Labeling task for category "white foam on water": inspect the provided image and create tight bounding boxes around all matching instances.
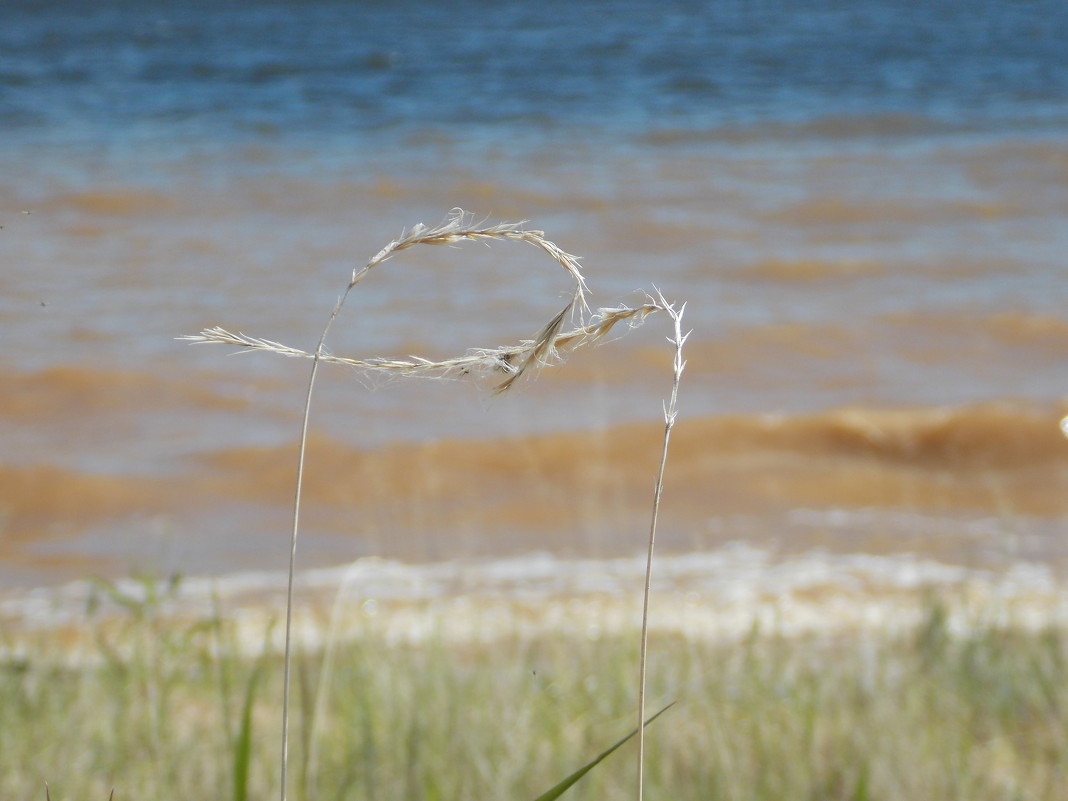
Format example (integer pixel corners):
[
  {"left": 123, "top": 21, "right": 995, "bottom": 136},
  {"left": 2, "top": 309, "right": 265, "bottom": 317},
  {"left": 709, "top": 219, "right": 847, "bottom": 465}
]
[{"left": 3, "top": 544, "right": 1066, "bottom": 658}]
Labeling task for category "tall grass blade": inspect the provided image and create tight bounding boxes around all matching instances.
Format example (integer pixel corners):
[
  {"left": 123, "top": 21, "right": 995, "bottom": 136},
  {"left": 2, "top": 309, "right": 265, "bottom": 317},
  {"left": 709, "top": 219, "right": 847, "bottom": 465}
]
[
  {"left": 233, "top": 654, "right": 265, "bottom": 801},
  {"left": 530, "top": 703, "right": 675, "bottom": 801}
]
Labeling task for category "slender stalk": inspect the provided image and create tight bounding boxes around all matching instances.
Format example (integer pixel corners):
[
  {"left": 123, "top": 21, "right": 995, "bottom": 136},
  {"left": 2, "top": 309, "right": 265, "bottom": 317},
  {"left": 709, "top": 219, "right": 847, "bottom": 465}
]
[
  {"left": 180, "top": 210, "right": 682, "bottom": 801},
  {"left": 280, "top": 285, "right": 352, "bottom": 801},
  {"left": 637, "top": 297, "right": 687, "bottom": 801},
  {"left": 270, "top": 210, "right": 589, "bottom": 801}
]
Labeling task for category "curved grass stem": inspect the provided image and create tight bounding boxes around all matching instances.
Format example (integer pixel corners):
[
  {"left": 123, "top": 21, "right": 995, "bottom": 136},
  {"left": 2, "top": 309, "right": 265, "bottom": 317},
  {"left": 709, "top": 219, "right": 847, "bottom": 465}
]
[{"left": 181, "top": 210, "right": 683, "bottom": 801}]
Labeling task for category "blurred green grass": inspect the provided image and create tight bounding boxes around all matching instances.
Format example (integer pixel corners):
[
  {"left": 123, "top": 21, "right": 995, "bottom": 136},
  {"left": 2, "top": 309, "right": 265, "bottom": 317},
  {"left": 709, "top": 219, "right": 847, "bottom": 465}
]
[{"left": 3, "top": 582, "right": 1066, "bottom": 800}]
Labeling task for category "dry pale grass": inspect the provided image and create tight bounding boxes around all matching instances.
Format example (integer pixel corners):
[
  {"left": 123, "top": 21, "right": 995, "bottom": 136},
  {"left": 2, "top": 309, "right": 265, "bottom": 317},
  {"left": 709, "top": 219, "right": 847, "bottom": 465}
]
[
  {"left": 182, "top": 209, "right": 670, "bottom": 394},
  {"left": 181, "top": 209, "right": 685, "bottom": 801}
]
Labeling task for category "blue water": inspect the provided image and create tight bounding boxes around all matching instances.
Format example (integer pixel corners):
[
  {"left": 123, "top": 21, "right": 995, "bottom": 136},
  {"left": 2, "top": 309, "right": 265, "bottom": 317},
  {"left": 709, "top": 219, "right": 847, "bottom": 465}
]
[
  {"left": 3, "top": 0, "right": 1068, "bottom": 585},
  {"left": 2, "top": 0, "right": 1067, "bottom": 158}
]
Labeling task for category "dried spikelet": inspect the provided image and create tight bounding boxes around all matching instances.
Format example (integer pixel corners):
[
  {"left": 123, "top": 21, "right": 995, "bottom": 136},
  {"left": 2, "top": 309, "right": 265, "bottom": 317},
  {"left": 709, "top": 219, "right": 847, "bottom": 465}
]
[
  {"left": 179, "top": 210, "right": 685, "bottom": 801},
  {"left": 181, "top": 210, "right": 664, "bottom": 393},
  {"left": 182, "top": 301, "right": 666, "bottom": 390},
  {"left": 353, "top": 209, "right": 588, "bottom": 310}
]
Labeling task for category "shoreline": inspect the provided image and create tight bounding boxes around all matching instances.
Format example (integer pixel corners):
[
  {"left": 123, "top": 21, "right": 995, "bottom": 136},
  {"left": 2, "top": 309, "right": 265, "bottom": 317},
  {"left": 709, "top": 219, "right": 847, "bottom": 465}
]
[{"left": 5, "top": 544, "right": 1067, "bottom": 659}]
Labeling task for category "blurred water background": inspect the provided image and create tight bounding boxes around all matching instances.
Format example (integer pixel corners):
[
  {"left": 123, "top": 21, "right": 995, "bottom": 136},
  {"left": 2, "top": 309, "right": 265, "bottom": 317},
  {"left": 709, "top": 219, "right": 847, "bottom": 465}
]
[{"left": 2, "top": 0, "right": 1068, "bottom": 589}]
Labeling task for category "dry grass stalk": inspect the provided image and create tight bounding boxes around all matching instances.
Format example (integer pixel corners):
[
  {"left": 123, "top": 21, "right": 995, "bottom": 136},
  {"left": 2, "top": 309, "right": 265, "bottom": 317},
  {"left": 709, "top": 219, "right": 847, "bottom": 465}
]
[
  {"left": 183, "top": 302, "right": 664, "bottom": 391},
  {"left": 637, "top": 294, "right": 687, "bottom": 801},
  {"left": 181, "top": 209, "right": 679, "bottom": 801}
]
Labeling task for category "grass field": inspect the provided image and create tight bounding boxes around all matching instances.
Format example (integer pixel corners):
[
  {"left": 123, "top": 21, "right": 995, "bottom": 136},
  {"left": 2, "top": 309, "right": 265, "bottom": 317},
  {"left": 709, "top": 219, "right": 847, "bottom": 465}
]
[{"left": 4, "top": 578, "right": 1066, "bottom": 801}]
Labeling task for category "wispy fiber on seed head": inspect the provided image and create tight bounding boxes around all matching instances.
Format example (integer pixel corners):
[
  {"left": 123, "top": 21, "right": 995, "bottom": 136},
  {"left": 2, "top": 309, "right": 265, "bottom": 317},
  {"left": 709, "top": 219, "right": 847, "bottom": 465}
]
[
  {"left": 183, "top": 301, "right": 666, "bottom": 393},
  {"left": 181, "top": 210, "right": 667, "bottom": 394},
  {"left": 179, "top": 210, "right": 685, "bottom": 801}
]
